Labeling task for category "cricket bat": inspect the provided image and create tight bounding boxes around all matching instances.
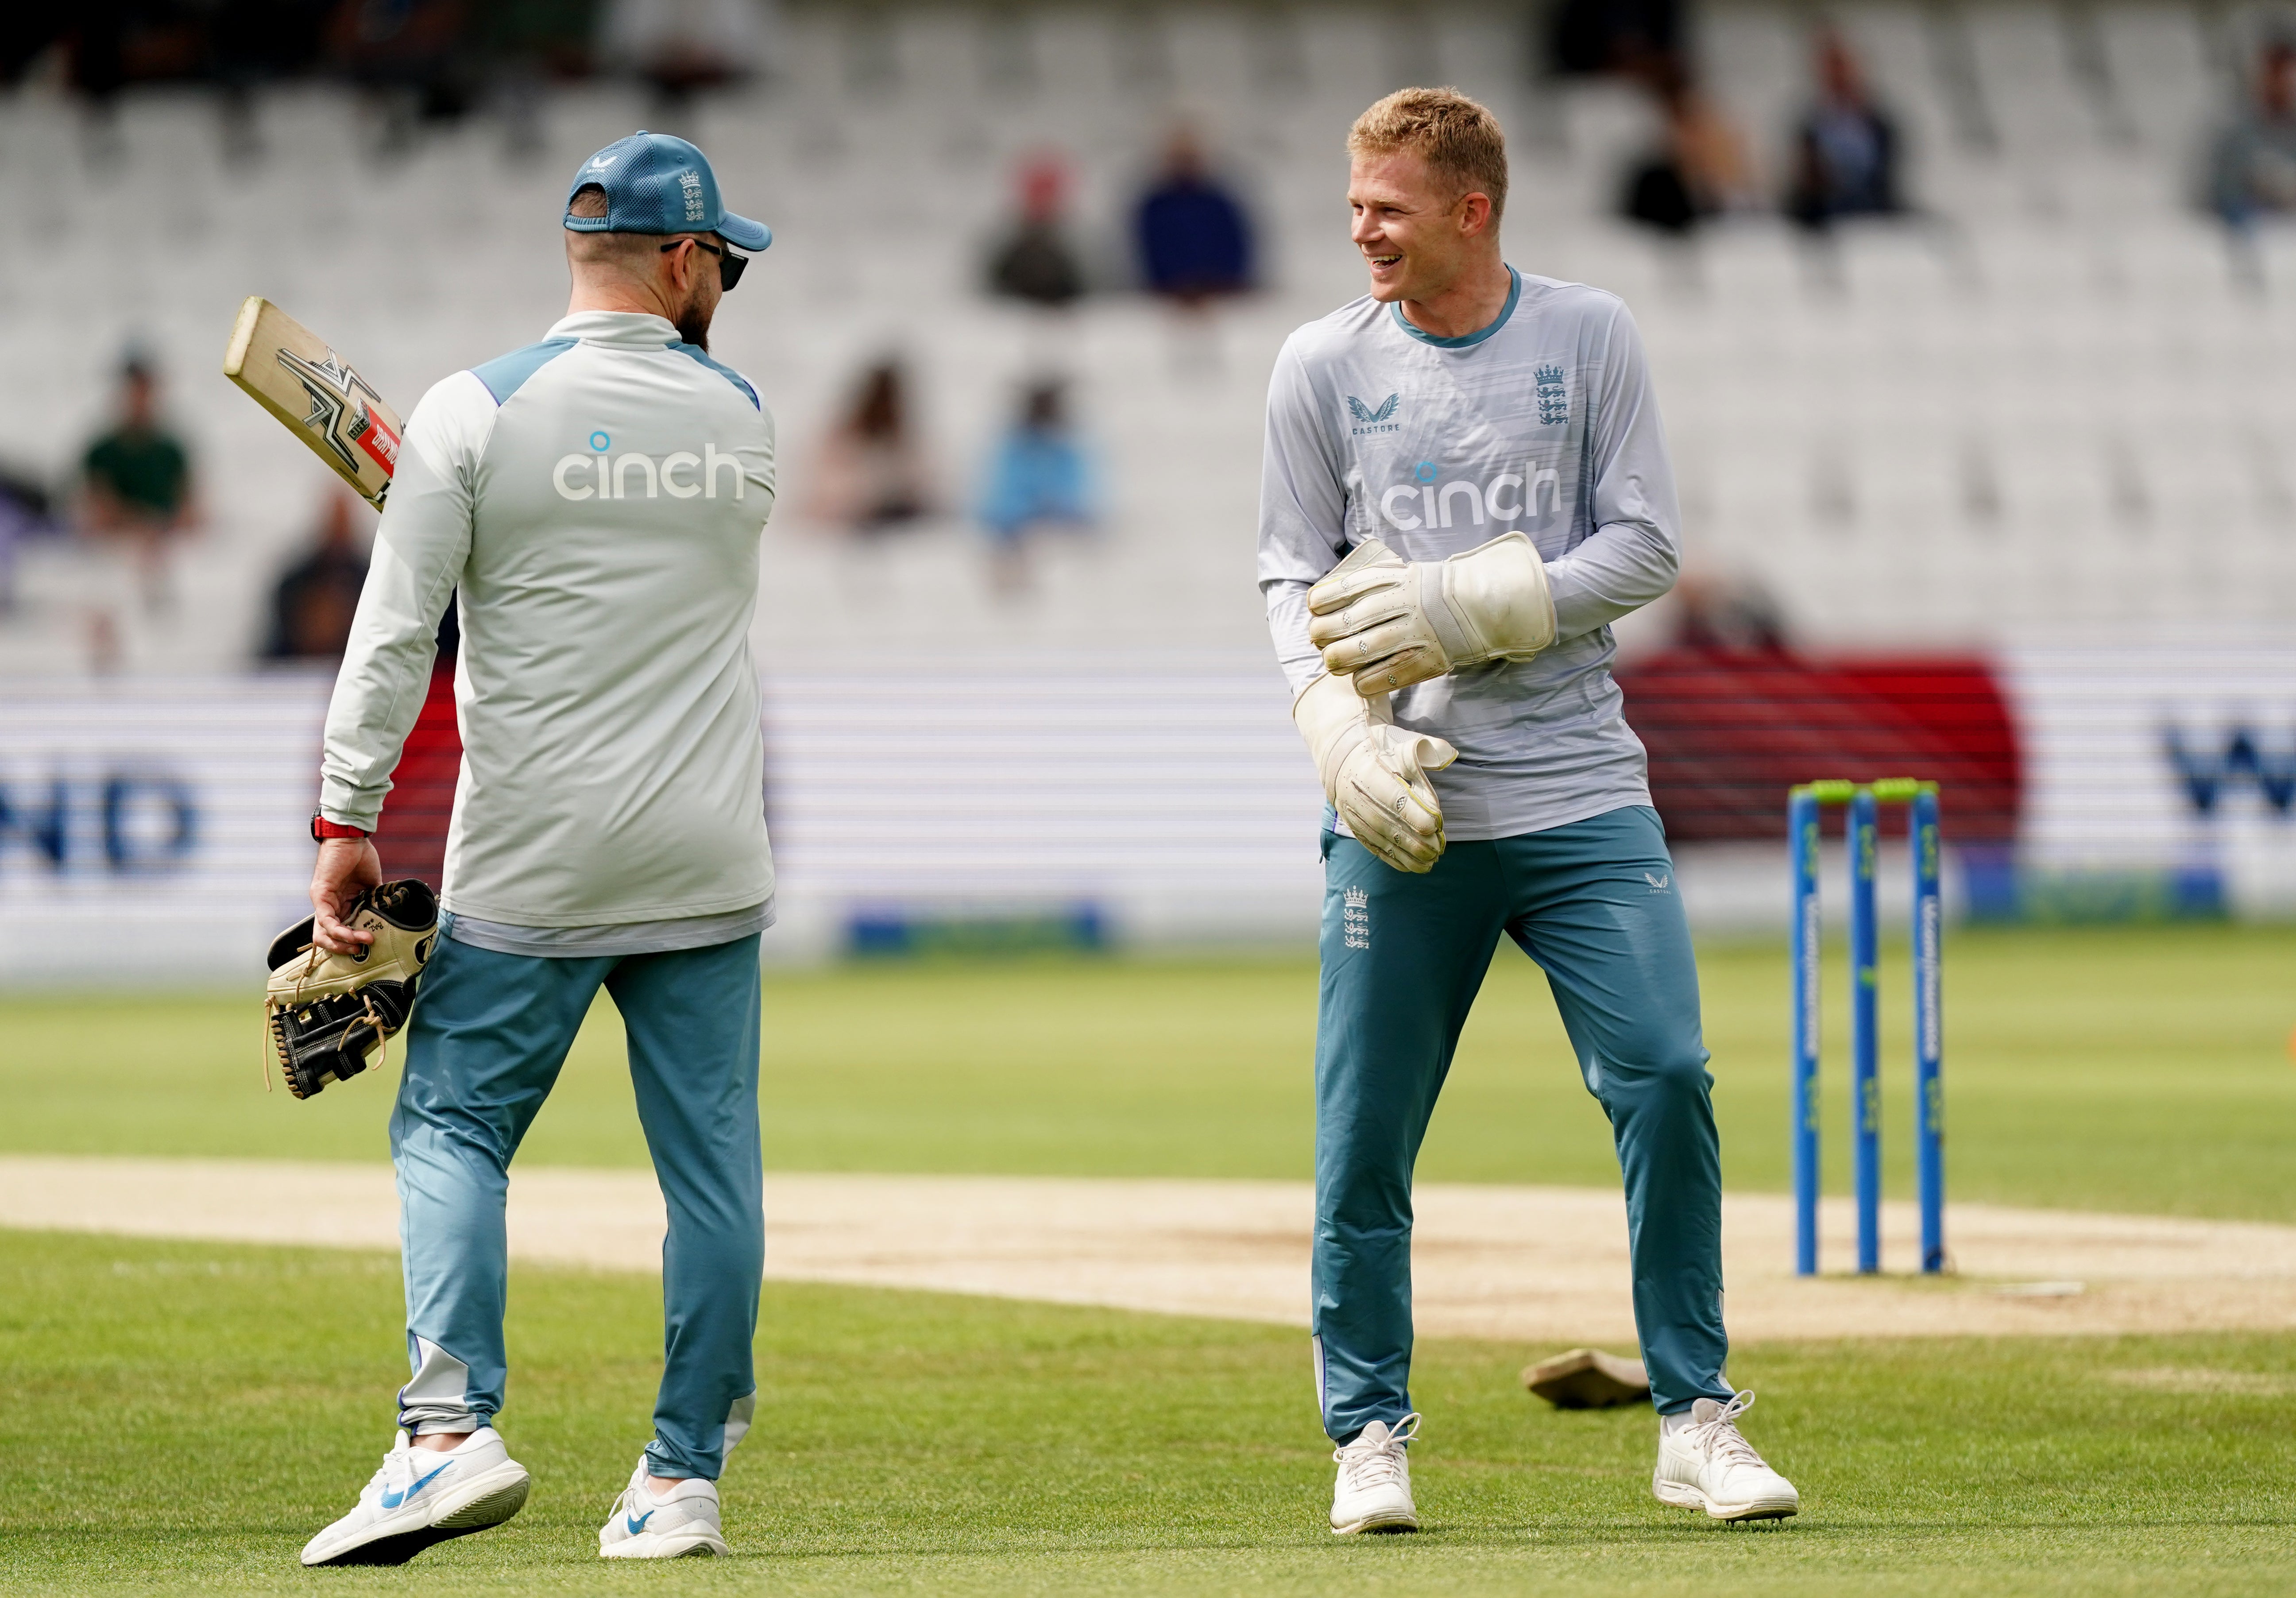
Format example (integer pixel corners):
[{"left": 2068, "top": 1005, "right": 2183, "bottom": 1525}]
[{"left": 222, "top": 296, "right": 403, "bottom": 508}]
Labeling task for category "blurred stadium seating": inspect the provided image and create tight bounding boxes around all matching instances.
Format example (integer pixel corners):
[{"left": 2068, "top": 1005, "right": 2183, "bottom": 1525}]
[
  {"left": 1, "top": 2, "right": 2290, "bottom": 673},
  {"left": 0, "top": 3, "right": 2292, "bottom": 971}
]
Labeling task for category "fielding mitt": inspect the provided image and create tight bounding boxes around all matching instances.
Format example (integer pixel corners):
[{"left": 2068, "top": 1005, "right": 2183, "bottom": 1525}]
[{"left": 263, "top": 878, "right": 438, "bottom": 1099}]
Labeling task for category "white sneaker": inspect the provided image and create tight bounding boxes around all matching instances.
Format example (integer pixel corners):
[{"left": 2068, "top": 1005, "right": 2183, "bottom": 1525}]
[
  {"left": 597, "top": 1457, "right": 731, "bottom": 1559},
  {"left": 1330, "top": 1414, "right": 1420, "bottom": 1535},
  {"left": 300, "top": 1428, "right": 531, "bottom": 1566},
  {"left": 1652, "top": 1392, "right": 1801, "bottom": 1521}
]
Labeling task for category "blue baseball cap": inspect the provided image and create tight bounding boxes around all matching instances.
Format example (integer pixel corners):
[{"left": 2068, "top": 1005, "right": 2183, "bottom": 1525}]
[{"left": 564, "top": 131, "right": 771, "bottom": 252}]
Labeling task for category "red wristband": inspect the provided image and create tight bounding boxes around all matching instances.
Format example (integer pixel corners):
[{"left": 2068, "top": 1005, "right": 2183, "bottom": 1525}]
[{"left": 311, "top": 813, "right": 371, "bottom": 842}]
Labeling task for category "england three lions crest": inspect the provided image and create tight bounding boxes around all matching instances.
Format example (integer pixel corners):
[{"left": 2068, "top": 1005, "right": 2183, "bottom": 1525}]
[{"left": 1535, "top": 364, "right": 1569, "bottom": 428}]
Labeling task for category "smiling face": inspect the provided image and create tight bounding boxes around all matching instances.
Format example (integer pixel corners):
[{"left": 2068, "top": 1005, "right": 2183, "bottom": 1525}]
[{"left": 1347, "top": 148, "right": 1495, "bottom": 306}]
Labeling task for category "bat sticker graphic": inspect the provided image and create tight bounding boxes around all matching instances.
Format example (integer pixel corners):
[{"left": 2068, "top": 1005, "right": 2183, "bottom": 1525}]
[{"left": 274, "top": 347, "right": 402, "bottom": 485}]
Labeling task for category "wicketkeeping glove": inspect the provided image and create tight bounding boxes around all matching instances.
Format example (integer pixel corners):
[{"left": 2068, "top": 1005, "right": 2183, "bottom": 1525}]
[
  {"left": 263, "top": 878, "right": 438, "bottom": 1100},
  {"left": 1307, "top": 532, "right": 1558, "bottom": 696},
  {"left": 1292, "top": 669, "right": 1459, "bottom": 874}
]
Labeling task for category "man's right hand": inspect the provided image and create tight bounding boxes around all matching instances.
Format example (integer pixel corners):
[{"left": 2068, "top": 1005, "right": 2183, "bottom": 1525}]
[
  {"left": 310, "top": 836, "right": 385, "bottom": 954},
  {"left": 1292, "top": 671, "right": 1458, "bottom": 874}
]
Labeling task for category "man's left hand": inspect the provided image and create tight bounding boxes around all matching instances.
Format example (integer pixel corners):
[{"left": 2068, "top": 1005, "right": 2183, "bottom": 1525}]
[{"left": 1308, "top": 532, "right": 1558, "bottom": 696}]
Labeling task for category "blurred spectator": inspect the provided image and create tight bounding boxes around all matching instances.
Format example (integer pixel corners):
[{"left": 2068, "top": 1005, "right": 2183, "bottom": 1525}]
[
  {"left": 1670, "top": 571, "right": 1789, "bottom": 654},
  {"left": 263, "top": 492, "right": 371, "bottom": 660},
  {"left": 2209, "top": 38, "right": 2296, "bottom": 228},
  {"left": 1620, "top": 57, "right": 1756, "bottom": 235},
  {"left": 63, "top": 2, "right": 132, "bottom": 159},
  {"left": 1785, "top": 30, "right": 1902, "bottom": 230},
  {"left": 978, "top": 379, "right": 1096, "bottom": 595},
  {"left": 986, "top": 155, "right": 1087, "bottom": 309},
  {"left": 2, "top": 16, "right": 60, "bottom": 80},
  {"left": 1133, "top": 128, "right": 1256, "bottom": 305},
  {"left": 78, "top": 356, "right": 197, "bottom": 612},
  {"left": 808, "top": 358, "right": 933, "bottom": 538},
  {"left": 210, "top": 0, "right": 332, "bottom": 162},
  {"left": 0, "top": 464, "right": 59, "bottom": 617},
  {"left": 1545, "top": 0, "right": 1681, "bottom": 79},
  {"left": 599, "top": 0, "right": 775, "bottom": 126},
  {"left": 472, "top": 0, "right": 603, "bottom": 157},
  {"left": 327, "top": 0, "right": 476, "bottom": 151}
]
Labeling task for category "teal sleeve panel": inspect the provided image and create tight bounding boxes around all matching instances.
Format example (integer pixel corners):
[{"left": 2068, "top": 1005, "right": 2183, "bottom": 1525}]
[
  {"left": 389, "top": 927, "right": 763, "bottom": 1478},
  {"left": 470, "top": 337, "right": 577, "bottom": 403},
  {"left": 667, "top": 339, "right": 761, "bottom": 409},
  {"left": 1311, "top": 804, "right": 1730, "bottom": 1441}
]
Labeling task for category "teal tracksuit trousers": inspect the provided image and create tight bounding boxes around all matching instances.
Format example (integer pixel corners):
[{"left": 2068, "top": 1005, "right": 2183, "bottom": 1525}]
[
  {"left": 1313, "top": 804, "right": 1732, "bottom": 1441},
  {"left": 389, "top": 924, "right": 764, "bottom": 1479}
]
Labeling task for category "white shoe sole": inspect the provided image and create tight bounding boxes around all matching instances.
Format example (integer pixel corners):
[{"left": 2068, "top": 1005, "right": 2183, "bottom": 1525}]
[
  {"left": 303, "top": 1463, "right": 532, "bottom": 1566},
  {"left": 599, "top": 1528, "right": 731, "bottom": 1559},
  {"left": 1331, "top": 1506, "right": 1419, "bottom": 1535},
  {"left": 1653, "top": 1478, "right": 1799, "bottom": 1522}
]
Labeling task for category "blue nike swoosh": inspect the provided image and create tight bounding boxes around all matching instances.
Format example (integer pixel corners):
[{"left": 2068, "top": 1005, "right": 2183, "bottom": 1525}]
[
  {"left": 626, "top": 1510, "right": 655, "bottom": 1535},
  {"left": 380, "top": 1462, "right": 452, "bottom": 1510}
]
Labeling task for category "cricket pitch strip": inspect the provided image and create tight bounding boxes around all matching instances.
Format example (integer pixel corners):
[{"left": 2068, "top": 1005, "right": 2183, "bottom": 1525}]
[{"left": 4, "top": 1156, "right": 2292, "bottom": 1341}]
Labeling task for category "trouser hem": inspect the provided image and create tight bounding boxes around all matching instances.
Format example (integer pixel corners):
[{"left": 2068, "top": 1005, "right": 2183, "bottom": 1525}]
[
  {"left": 403, "top": 1416, "right": 485, "bottom": 1436},
  {"left": 643, "top": 1441, "right": 721, "bottom": 1482}
]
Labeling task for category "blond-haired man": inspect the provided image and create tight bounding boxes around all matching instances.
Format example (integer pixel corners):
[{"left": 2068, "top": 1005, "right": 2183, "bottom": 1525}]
[{"left": 1260, "top": 88, "right": 1799, "bottom": 1533}]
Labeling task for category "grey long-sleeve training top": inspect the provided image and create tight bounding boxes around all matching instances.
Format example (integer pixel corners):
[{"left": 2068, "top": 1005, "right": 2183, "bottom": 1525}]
[
  {"left": 320, "top": 310, "right": 778, "bottom": 940},
  {"left": 1257, "top": 267, "right": 1683, "bottom": 841}
]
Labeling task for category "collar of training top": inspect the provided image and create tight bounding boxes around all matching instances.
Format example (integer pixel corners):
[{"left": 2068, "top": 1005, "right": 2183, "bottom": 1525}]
[
  {"left": 564, "top": 131, "right": 772, "bottom": 254},
  {"left": 1389, "top": 266, "right": 1523, "bottom": 351},
  {"left": 546, "top": 311, "right": 684, "bottom": 346}
]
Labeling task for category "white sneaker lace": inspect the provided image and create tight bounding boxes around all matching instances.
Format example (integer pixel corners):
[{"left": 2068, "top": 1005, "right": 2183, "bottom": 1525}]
[
  {"left": 1333, "top": 1412, "right": 1421, "bottom": 1491},
  {"left": 1686, "top": 1391, "right": 1768, "bottom": 1471},
  {"left": 362, "top": 1442, "right": 426, "bottom": 1505}
]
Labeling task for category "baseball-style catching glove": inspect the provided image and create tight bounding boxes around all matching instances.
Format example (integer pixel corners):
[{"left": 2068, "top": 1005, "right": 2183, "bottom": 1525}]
[{"left": 263, "top": 878, "right": 439, "bottom": 1100}]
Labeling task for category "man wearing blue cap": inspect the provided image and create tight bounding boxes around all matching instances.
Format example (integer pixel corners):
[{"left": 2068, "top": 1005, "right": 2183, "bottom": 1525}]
[{"left": 300, "top": 132, "right": 779, "bottom": 1566}]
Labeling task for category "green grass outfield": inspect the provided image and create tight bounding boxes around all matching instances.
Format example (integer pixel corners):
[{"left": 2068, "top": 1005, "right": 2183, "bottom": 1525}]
[
  {"left": 5, "top": 925, "right": 2293, "bottom": 1219},
  {"left": 4, "top": 925, "right": 2294, "bottom": 1594},
  {"left": 3, "top": 1229, "right": 2292, "bottom": 1597}
]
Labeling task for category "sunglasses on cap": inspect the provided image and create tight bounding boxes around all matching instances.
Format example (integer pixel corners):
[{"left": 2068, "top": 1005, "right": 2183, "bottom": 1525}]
[{"left": 661, "top": 236, "right": 747, "bottom": 292}]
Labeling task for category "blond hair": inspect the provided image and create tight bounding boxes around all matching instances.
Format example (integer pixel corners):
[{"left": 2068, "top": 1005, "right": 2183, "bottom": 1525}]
[{"left": 1348, "top": 87, "right": 1509, "bottom": 222}]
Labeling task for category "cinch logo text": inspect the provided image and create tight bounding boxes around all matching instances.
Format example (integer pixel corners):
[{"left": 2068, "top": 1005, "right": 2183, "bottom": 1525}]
[
  {"left": 553, "top": 446, "right": 748, "bottom": 501},
  {"left": 1377, "top": 463, "right": 1560, "bottom": 531}
]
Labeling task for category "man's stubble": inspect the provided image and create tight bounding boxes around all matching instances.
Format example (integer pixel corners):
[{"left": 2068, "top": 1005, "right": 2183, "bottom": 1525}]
[{"left": 674, "top": 283, "right": 715, "bottom": 352}]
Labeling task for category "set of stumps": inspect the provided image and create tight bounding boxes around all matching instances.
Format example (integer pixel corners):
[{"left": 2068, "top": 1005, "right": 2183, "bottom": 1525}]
[{"left": 1790, "top": 778, "right": 1945, "bottom": 1277}]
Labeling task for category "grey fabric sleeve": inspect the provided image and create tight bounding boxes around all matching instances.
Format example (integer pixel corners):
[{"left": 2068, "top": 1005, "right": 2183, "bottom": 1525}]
[
  {"left": 1256, "top": 340, "right": 1349, "bottom": 697},
  {"left": 317, "top": 379, "right": 483, "bottom": 829},
  {"left": 1543, "top": 302, "right": 1682, "bottom": 641}
]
